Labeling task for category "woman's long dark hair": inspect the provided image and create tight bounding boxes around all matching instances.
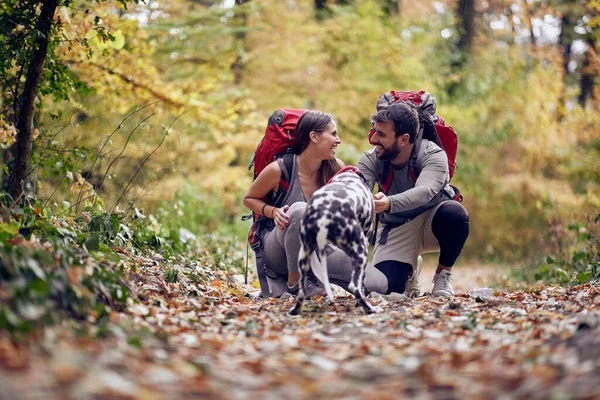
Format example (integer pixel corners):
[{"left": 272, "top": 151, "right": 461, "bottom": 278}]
[{"left": 295, "top": 111, "right": 340, "bottom": 186}]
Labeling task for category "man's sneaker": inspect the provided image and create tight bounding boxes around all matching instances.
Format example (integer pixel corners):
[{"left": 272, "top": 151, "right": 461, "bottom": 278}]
[
  {"left": 403, "top": 255, "right": 422, "bottom": 298},
  {"left": 432, "top": 269, "right": 455, "bottom": 297},
  {"left": 287, "top": 277, "right": 326, "bottom": 299}
]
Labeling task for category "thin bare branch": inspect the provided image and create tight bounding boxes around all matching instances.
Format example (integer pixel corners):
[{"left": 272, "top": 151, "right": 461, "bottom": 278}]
[
  {"left": 124, "top": 162, "right": 175, "bottom": 214},
  {"left": 25, "top": 109, "right": 80, "bottom": 178},
  {"left": 74, "top": 101, "right": 159, "bottom": 212},
  {"left": 111, "top": 113, "right": 183, "bottom": 213},
  {"left": 97, "top": 113, "right": 155, "bottom": 190}
]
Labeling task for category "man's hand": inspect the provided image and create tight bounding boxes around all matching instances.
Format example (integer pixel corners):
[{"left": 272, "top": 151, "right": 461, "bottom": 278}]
[{"left": 373, "top": 192, "right": 390, "bottom": 214}]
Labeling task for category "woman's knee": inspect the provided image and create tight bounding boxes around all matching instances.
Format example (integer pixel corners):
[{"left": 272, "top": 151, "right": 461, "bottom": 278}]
[
  {"left": 279, "top": 202, "right": 308, "bottom": 249},
  {"left": 287, "top": 201, "right": 307, "bottom": 218},
  {"left": 285, "top": 202, "right": 308, "bottom": 231},
  {"left": 364, "top": 265, "right": 389, "bottom": 294}
]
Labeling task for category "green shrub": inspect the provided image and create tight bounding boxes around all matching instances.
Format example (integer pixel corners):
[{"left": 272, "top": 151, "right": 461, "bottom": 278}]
[
  {"left": 0, "top": 235, "right": 129, "bottom": 338},
  {"left": 153, "top": 181, "right": 249, "bottom": 241},
  {"left": 515, "top": 214, "right": 600, "bottom": 285}
]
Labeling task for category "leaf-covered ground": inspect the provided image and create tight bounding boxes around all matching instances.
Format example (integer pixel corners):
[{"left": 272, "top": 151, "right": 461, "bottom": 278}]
[{"left": 1, "top": 255, "right": 599, "bottom": 400}]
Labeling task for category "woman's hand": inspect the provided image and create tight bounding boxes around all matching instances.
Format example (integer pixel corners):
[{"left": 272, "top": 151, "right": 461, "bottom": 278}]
[{"left": 273, "top": 205, "right": 290, "bottom": 230}]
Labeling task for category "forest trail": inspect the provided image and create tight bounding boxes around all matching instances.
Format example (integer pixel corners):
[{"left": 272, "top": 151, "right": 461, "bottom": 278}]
[{"left": 1, "top": 259, "right": 599, "bottom": 400}]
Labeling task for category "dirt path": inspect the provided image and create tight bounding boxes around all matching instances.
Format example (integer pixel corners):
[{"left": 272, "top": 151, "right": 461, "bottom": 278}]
[{"left": 1, "top": 262, "right": 599, "bottom": 400}]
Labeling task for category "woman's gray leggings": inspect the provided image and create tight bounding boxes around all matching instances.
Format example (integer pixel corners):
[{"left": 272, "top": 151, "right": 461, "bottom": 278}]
[{"left": 262, "top": 202, "right": 388, "bottom": 294}]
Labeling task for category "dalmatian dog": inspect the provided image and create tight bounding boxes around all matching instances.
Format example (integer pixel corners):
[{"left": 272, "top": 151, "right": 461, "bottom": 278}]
[{"left": 289, "top": 166, "right": 381, "bottom": 315}]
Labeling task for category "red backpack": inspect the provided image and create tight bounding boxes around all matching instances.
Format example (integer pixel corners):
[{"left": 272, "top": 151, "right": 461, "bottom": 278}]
[
  {"left": 369, "top": 90, "right": 461, "bottom": 201},
  {"left": 244, "top": 109, "right": 307, "bottom": 295},
  {"left": 249, "top": 109, "right": 307, "bottom": 180},
  {"left": 247, "top": 108, "right": 307, "bottom": 219}
]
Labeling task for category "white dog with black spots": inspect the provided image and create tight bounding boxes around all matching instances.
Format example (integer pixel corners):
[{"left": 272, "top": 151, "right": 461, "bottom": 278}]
[{"left": 289, "top": 166, "right": 382, "bottom": 315}]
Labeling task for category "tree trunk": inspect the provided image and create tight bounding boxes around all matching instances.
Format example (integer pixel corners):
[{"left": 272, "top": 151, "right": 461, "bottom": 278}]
[
  {"left": 231, "top": 0, "right": 248, "bottom": 86},
  {"left": 315, "top": 0, "right": 326, "bottom": 10},
  {"left": 456, "top": 0, "right": 475, "bottom": 53},
  {"left": 447, "top": 0, "right": 475, "bottom": 96},
  {"left": 315, "top": 0, "right": 329, "bottom": 20},
  {"left": 578, "top": 38, "right": 598, "bottom": 107},
  {"left": 8, "top": 0, "right": 59, "bottom": 202},
  {"left": 521, "top": 0, "right": 536, "bottom": 45},
  {"left": 557, "top": 13, "right": 573, "bottom": 121},
  {"left": 382, "top": 0, "right": 400, "bottom": 16}
]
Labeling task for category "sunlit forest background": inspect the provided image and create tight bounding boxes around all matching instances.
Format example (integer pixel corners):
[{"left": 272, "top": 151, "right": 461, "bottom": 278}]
[
  {"left": 1, "top": 0, "right": 599, "bottom": 269},
  {"left": 2, "top": 2, "right": 600, "bottom": 394}
]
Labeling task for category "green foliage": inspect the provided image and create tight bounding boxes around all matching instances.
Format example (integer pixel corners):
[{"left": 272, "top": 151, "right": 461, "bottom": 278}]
[
  {"left": 152, "top": 182, "right": 248, "bottom": 241},
  {"left": 0, "top": 192, "right": 248, "bottom": 340},
  {"left": 201, "top": 233, "right": 246, "bottom": 275},
  {"left": 0, "top": 228, "right": 129, "bottom": 338},
  {"left": 514, "top": 214, "right": 600, "bottom": 285},
  {"left": 165, "top": 268, "right": 179, "bottom": 283},
  {"left": 0, "top": 0, "right": 139, "bottom": 115},
  {"left": 1, "top": 0, "right": 599, "bottom": 317},
  {"left": 0, "top": 196, "right": 196, "bottom": 338}
]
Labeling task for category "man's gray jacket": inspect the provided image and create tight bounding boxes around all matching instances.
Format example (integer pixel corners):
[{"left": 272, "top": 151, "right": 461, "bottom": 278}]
[{"left": 357, "top": 139, "right": 454, "bottom": 228}]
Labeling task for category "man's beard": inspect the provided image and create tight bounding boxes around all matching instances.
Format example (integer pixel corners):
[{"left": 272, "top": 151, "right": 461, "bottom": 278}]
[{"left": 376, "top": 140, "right": 400, "bottom": 161}]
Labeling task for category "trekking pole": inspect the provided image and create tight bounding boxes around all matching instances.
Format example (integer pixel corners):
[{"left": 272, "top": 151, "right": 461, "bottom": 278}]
[
  {"left": 245, "top": 239, "right": 249, "bottom": 285},
  {"left": 372, "top": 213, "right": 379, "bottom": 246},
  {"left": 371, "top": 186, "right": 382, "bottom": 246}
]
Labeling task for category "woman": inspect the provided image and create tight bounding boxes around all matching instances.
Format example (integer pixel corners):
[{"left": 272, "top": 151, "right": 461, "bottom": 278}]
[{"left": 243, "top": 110, "right": 387, "bottom": 297}]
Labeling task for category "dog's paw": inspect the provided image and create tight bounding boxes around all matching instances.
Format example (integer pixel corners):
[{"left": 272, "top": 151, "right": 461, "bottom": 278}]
[
  {"left": 289, "top": 304, "right": 302, "bottom": 316},
  {"left": 366, "top": 305, "right": 384, "bottom": 314}
]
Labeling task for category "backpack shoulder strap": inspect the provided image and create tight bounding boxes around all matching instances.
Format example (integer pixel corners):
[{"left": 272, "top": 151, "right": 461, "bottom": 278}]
[
  {"left": 377, "top": 160, "right": 393, "bottom": 193},
  {"left": 409, "top": 125, "right": 424, "bottom": 181},
  {"left": 271, "top": 153, "right": 295, "bottom": 207},
  {"left": 280, "top": 153, "right": 294, "bottom": 188},
  {"left": 409, "top": 151, "right": 420, "bottom": 181}
]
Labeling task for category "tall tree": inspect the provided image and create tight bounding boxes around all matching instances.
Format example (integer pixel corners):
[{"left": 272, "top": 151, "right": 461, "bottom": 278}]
[
  {"left": 7, "top": 0, "right": 59, "bottom": 201},
  {"left": 456, "top": 0, "right": 476, "bottom": 53},
  {"left": 447, "top": 0, "right": 476, "bottom": 96},
  {"left": 543, "top": 0, "right": 590, "bottom": 117},
  {"left": 0, "top": 0, "right": 137, "bottom": 203},
  {"left": 557, "top": 9, "right": 575, "bottom": 120},
  {"left": 315, "top": 0, "right": 327, "bottom": 11},
  {"left": 315, "top": 0, "right": 328, "bottom": 20},
  {"left": 231, "top": 0, "right": 249, "bottom": 86},
  {"left": 521, "top": 0, "right": 536, "bottom": 45},
  {"left": 578, "top": 37, "right": 598, "bottom": 107},
  {"left": 578, "top": 3, "right": 599, "bottom": 107},
  {"left": 381, "top": 0, "right": 400, "bottom": 16}
]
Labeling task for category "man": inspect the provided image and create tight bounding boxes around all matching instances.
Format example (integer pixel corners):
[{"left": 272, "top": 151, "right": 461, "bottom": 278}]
[{"left": 357, "top": 101, "right": 469, "bottom": 297}]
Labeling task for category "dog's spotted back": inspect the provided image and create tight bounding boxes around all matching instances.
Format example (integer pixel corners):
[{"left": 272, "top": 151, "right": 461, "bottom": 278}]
[
  {"left": 289, "top": 169, "right": 379, "bottom": 315},
  {"left": 302, "top": 172, "right": 373, "bottom": 257}
]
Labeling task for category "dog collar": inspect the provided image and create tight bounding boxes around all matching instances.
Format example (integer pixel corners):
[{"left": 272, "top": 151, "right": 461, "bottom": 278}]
[{"left": 327, "top": 166, "right": 364, "bottom": 185}]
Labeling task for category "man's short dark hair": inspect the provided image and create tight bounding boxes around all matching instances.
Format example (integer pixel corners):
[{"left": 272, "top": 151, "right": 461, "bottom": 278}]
[{"left": 372, "top": 102, "right": 420, "bottom": 143}]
